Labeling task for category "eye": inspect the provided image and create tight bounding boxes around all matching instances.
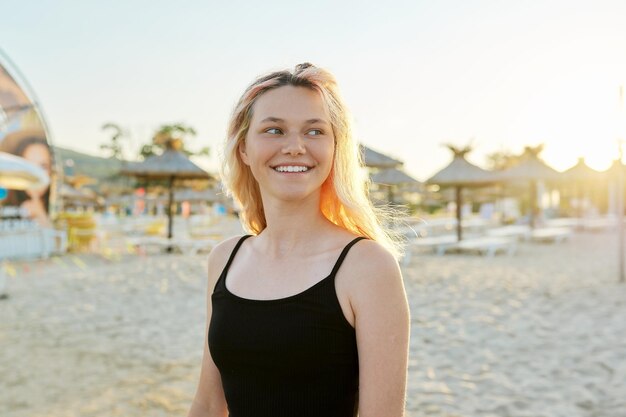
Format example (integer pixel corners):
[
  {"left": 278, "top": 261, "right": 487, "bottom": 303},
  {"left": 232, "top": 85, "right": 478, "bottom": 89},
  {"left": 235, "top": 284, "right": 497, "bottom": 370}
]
[
  {"left": 307, "top": 129, "right": 324, "bottom": 136},
  {"left": 264, "top": 127, "right": 283, "bottom": 135}
]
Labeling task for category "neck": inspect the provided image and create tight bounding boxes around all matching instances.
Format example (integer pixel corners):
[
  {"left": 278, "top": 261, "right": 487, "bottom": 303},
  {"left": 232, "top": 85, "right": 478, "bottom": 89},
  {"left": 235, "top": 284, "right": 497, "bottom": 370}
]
[{"left": 256, "top": 193, "right": 334, "bottom": 258}]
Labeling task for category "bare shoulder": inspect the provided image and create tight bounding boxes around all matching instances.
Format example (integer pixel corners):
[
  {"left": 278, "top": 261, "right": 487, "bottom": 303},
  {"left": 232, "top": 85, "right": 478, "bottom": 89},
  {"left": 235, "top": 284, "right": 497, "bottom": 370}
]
[
  {"left": 206, "top": 235, "right": 249, "bottom": 286},
  {"left": 344, "top": 239, "right": 401, "bottom": 283},
  {"left": 339, "top": 239, "right": 405, "bottom": 309}
]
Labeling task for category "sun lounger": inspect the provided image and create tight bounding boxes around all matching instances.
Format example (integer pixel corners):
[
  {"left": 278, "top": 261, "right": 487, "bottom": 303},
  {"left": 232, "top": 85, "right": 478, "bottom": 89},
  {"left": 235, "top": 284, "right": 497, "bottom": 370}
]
[
  {"left": 545, "top": 218, "right": 581, "bottom": 229},
  {"left": 485, "top": 225, "right": 531, "bottom": 240},
  {"left": 581, "top": 217, "right": 617, "bottom": 232},
  {"left": 402, "top": 234, "right": 459, "bottom": 265},
  {"left": 530, "top": 227, "right": 573, "bottom": 243},
  {"left": 413, "top": 234, "right": 459, "bottom": 255},
  {"left": 447, "top": 236, "right": 517, "bottom": 257}
]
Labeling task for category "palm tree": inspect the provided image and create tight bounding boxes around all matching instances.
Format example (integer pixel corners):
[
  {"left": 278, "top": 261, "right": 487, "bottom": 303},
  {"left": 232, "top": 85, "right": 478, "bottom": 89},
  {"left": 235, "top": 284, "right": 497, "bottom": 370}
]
[
  {"left": 140, "top": 123, "right": 209, "bottom": 159},
  {"left": 100, "top": 122, "right": 126, "bottom": 160}
]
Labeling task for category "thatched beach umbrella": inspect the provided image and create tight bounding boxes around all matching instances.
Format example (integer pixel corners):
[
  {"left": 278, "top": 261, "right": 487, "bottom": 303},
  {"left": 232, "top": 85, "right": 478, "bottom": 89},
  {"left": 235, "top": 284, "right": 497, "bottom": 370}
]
[
  {"left": 371, "top": 167, "right": 418, "bottom": 185},
  {"left": 360, "top": 145, "right": 403, "bottom": 169},
  {"left": 121, "top": 144, "right": 211, "bottom": 241},
  {"left": 427, "top": 145, "right": 497, "bottom": 241},
  {"left": 371, "top": 168, "right": 420, "bottom": 203},
  {"left": 563, "top": 157, "right": 603, "bottom": 217},
  {"left": 495, "top": 146, "right": 561, "bottom": 228},
  {"left": 564, "top": 157, "right": 602, "bottom": 182}
]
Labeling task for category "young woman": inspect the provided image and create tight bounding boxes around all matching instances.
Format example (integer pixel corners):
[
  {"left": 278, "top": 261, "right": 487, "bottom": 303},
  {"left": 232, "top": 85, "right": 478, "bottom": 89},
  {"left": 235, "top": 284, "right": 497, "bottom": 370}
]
[{"left": 188, "top": 63, "right": 410, "bottom": 417}]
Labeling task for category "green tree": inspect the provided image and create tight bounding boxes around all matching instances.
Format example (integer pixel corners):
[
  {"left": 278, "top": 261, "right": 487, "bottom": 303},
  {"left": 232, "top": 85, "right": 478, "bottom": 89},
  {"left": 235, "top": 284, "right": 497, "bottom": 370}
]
[
  {"left": 139, "top": 123, "right": 210, "bottom": 159},
  {"left": 100, "top": 122, "right": 126, "bottom": 160}
]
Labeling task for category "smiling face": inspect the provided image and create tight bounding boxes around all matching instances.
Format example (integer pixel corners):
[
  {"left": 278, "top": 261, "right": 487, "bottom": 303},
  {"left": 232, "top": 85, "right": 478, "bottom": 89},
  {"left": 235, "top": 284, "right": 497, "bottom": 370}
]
[{"left": 239, "top": 85, "right": 335, "bottom": 204}]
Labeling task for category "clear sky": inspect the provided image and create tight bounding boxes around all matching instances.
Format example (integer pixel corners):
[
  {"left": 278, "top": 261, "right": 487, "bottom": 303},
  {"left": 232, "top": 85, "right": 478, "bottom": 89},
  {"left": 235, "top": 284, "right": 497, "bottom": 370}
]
[{"left": 2, "top": 0, "right": 626, "bottom": 181}]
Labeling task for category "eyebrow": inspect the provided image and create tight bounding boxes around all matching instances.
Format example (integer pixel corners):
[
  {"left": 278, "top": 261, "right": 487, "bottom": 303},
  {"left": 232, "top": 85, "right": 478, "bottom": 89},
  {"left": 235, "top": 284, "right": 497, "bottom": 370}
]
[{"left": 259, "top": 117, "right": 330, "bottom": 125}]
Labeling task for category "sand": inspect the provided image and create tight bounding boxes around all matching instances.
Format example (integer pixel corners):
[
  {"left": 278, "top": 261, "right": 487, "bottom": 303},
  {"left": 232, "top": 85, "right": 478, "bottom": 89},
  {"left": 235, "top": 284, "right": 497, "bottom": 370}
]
[
  {"left": 1, "top": 223, "right": 625, "bottom": 417},
  {"left": 403, "top": 231, "right": 626, "bottom": 417}
]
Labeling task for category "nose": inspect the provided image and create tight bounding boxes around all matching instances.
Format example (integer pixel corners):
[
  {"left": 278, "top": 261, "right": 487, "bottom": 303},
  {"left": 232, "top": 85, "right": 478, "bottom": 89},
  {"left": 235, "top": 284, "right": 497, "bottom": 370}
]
[{"left": 281, "top": 133, "right": 306, "bottom": 155}]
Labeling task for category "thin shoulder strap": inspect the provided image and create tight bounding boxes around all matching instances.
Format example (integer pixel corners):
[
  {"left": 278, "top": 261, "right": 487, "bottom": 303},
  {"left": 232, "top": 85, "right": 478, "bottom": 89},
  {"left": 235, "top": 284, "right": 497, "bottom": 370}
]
[
  {"left": 222, "top": 234, "right": 253, "bottom": 275},
  {"left": 213, "top": 235, "right": 252, "bottom": 293},
  {"left": 329, "top": 236, "right": 367, "bottom": 278}
]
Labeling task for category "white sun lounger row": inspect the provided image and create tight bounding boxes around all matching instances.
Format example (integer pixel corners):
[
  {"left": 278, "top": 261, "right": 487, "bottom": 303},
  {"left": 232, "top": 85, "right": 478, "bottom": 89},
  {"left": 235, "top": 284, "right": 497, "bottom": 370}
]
[
  {"left": 451, "top": 236, "right": 518, "bottom": 257},
  {"left": 402, "top": 234, "right": 517, "bottom": 265},
  {"left": 402, "top": 225, "right": 575, "bottom": 265},
  {"left": 485, "top": 225, "right": 574, "bottom": 243},
  {"left": 545, "top": 217, "right": 619, "bottom": 232},
  {"left": 529, "top": 227, "right": 573, "bottom": 243}
]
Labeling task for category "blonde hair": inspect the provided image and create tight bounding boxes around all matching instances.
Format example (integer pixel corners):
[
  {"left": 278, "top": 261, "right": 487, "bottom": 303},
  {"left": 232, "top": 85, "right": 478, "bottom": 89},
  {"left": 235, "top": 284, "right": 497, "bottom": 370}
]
[{"left": 220, "top": 63, "right": 403, "bottom": 259}]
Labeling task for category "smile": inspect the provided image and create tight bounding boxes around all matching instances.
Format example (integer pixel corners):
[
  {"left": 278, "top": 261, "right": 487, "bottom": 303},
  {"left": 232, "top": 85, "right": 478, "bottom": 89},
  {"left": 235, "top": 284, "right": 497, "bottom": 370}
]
[{"left": 273, "top": 165, "right": 311, "bottom": 173}]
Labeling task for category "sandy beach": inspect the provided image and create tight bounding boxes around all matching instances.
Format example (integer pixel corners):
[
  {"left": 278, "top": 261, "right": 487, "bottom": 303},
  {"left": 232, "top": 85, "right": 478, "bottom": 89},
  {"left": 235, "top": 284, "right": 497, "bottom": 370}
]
[{"left": 1, "top": 222, "right": 625, "bottom": 417}]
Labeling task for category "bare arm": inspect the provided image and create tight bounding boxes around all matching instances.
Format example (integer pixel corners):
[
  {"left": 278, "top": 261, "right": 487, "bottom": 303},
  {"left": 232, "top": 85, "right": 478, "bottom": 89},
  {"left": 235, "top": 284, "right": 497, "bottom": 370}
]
[
  {"left": 188, "top": 238, "right": 241, "bottom": 417},
  {"left": 349, "top": 242, "right": 411, "bottom": 417}
]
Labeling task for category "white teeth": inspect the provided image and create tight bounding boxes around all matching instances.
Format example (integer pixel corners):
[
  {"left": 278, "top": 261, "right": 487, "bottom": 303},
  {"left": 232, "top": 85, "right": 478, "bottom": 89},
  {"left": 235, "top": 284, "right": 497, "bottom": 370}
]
[{"left": 274, "top": 165, "right": 309, "bottom": 173}]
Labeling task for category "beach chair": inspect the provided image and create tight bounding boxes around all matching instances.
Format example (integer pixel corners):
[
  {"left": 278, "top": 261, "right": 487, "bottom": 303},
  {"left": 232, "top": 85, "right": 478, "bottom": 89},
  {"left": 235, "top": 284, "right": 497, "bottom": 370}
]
[
  {"left": 530, "top": 227, "right": 573, "bottom": 243},
  {"left": 485, "top": 225, "right": 531, "bottom": 241},
  {"left": 582, "top": 216, "right": 617, "bottom": 232},
  {"left": 545, "top": 218, "right": 581, "bottom": 229},
  {"left": 402, "top": 234, "right": 459, "bottom": 265},
  {"left": 448, "top": 236, "right": 517, "bottom": 257}
]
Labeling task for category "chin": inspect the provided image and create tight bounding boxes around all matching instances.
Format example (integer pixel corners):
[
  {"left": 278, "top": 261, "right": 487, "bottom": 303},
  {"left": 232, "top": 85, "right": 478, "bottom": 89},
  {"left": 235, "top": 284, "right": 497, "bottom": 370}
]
[{"left": 266, "top": 186, "right": 321, "bottom": 203}]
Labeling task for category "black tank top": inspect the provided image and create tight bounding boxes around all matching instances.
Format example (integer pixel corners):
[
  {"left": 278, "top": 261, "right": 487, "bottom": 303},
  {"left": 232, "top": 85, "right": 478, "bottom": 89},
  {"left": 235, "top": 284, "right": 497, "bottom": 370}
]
[{"left": 209, "top": 235, "right": 366, "bottom": 417}]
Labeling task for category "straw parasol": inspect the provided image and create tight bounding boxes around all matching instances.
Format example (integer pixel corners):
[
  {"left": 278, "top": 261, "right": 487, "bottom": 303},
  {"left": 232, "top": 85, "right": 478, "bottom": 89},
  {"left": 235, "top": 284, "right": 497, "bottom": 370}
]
[
  {"left": 360, "top": 145, "right": 403, "bottom": 169},
  {"left": 564, "top": 157, "right": 602, "bottom": 182},
  {"left": 495, "top": 145, "right": 561, "bottom": 228},
  {"left": 496, "top": 147, "right": 561, "bottom": 183},
  {"left": 371, "top": 168, "right": 420, "bottom": 203},
  {"left": 563, "top": 157, "right": 604, "bottom": 217},
  {"left": 371, "top": 168, "right": 418, "bottom": 185},
  {"left": 120, "top": 143, "right": 212, "bottom": 241},
  {"left": 427, "top": 145, "right": 497, "bottom": 241}
]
